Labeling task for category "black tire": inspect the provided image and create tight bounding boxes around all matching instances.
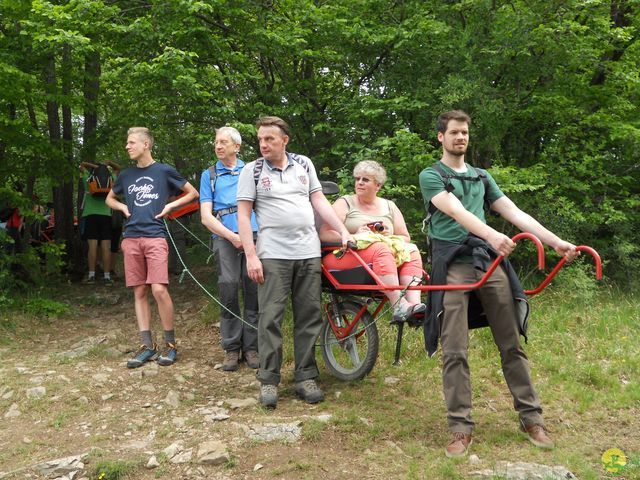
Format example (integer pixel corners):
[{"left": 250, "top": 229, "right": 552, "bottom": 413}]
[{"left": 321, "top": 300, "right": 379, "bottom": 381}]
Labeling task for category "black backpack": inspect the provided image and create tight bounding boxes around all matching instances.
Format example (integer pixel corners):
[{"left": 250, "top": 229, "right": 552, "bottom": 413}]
[{"left": 87, "top": 164, "right": 113, "bottom": 197}]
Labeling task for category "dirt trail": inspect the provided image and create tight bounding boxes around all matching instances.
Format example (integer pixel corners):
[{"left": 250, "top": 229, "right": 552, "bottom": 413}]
[{"left": 0, "top": 274, "right": 372, "bottom": 480}]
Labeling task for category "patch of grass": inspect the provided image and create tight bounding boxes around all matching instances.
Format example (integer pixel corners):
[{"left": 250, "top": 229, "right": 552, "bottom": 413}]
[
  {"left": 23, "top": 297, "right": 70, "bottom": 318},
  {"left": 224, "top": 456, "right": 238, "bottom": 469},
  {"left": 51, "top": 412, "right": 69, "bottom": 430},
  {"left": 91, "top": 459, "right": 138, "bottom": 480},
  {"left": 313, "top": 288, "right": 640, "bottom": 479},
  {"left": 271, "top": 459, "right": 312, "bottom": 475},
  {"left": 301, "top": 418, "right": 327, "bottom": 443}
]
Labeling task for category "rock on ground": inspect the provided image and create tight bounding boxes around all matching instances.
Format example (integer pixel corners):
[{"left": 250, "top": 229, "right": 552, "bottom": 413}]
[
  {"left": 470, "top": 461, "right": 577, "bottom": 480},
  {"left": 196, "top": 440, "right": 230, "bottom": 465}
]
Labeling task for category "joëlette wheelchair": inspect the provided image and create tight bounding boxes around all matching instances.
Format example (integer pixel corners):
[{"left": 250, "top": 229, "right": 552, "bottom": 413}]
[{"left": 317, "top": 181, "right": 603, "bottom": 381}]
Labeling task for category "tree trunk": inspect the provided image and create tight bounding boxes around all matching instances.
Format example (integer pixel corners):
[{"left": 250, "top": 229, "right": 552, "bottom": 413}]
[
  {"left": 79, "top": 51, "right": 101, "bottom": 218},
  {"left": 61, "top": 44, "right": 81, "bottom": 272},
  {"left": 44, "top": 53, "right": 63, "bottom": 241}
]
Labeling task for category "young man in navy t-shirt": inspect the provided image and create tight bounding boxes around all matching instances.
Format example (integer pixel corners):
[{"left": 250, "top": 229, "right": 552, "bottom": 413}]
[{"left": 106, "top": 127, "right": 198, "bottom": 368}]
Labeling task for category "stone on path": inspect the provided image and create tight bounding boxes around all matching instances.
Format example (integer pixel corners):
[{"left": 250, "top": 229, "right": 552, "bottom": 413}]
[
  {"left": 122, "top": 430, "right": 156, "bottom": 450},
  {"left": 143, "top": 363, "right": 159, "bottom": 377},
  {"left": 163, "top": 441, "right": 184, "bottom": 460},
  {"left": 92, "top": 373, "right": 109, "bottom": 383},
  {"left": 225, "top": 397, "right": 257, "bottom": 409},
  {"left": 196, "top": 440, "right": 229, "bottom": 465},
  {"left": 60, "top": 336, "right": 107, "bottom": 359},
  {"left": 26, "top": 386, "right": 46, "bottom": 399},
  {"left": 169, "top": 449, "right": 192, "bottom": 464},
  {"left": 34, "top": 453, "right": 88, "bottom": 478},
  {"left": 146, "top": 456, "right": 160, "bottom": 469},
  {"left": 241, "top": 421, "right": 302, "bottom": 442},
  {"left": 164, "top": 390, "right": 180, "bottom": 408},
  {"left": 4, "top": 403, "right": 21, "bottom": 418},
  {"left": 470, "top": 461, "right": 577, "bottom": 480},
  {"left": 198, "top": 406, "right": 230, "bottom": 422}
]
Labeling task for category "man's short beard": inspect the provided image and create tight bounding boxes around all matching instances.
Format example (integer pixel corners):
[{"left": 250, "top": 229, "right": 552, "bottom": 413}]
[{"left": 444, "top": 145, "right": 467, "bottom": 157}]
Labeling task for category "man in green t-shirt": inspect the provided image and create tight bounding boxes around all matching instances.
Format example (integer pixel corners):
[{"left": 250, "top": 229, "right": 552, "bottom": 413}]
[
  {"left": 419, "top": 110, "right": 578, "bottom": 458},
  {"left": 80, "top": 161, "right": 120, "bottom": 284}
]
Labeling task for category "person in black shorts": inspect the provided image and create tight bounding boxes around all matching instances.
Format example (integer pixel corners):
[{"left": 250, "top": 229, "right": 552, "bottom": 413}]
[{"left": 80, "top": 161, "right": 120, "bottom": 285}]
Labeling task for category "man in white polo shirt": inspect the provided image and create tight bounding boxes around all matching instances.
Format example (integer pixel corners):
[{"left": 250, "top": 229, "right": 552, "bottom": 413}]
[{"left": 237, "top": 116, "right": 352, "bottom": 409}]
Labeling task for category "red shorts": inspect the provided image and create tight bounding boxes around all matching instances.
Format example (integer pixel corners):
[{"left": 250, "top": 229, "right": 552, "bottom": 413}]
[
  {"left": 323, "top": 242, "right": 423, "bottom": 278},
  {"left": 121, "top": 237, "right": 169, "bottom": 287}
]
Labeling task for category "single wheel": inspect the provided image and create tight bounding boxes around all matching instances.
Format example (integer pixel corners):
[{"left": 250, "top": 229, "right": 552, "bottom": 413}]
[{"left": 321, "top": 300, "right": 379, "bottom": 381}]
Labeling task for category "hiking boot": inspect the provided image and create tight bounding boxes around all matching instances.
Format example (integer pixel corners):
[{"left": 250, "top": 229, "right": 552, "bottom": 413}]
[
  {"left": 521, "top": 422, "right": 554, "bottom": 449},
  {"left": 83, "top": 275, "right": 96, "bottom": 285},
  {"left": 259, "top": 384, "right": 278, "bottom": 409},
  {"left": 222, "top": 350, "right": 239, "bottom": 371},
  {"left": 157, "top": 342, "right": 177, "bottom": 366},
  {"left": 244, "top": 350, "right": 260, "bottom": 369},
  {"left": 126, "top": 344, "right": 158, "bottom": 368},
  {"left": 295, "top": 379, "right": 325, "bottom": 404},
  {"left": 103, "top": 277, "right": 114, "bottom": 286},
  {"left": 445, "top": 432, "right": 473, "bottom": 458}
]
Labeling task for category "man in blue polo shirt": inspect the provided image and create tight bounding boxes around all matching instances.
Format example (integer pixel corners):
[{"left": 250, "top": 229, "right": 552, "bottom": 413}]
[{"left": 200, "top": 126, "right": 259, "bottom": 372}]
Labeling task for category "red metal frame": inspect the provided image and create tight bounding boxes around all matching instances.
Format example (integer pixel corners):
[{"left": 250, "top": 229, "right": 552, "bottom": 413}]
[
  {"left": 322, "top": 232, "right": 601, "bottom": 295},
  {"left": 321, "top": 233, "right": 602, "bottom": 341}
]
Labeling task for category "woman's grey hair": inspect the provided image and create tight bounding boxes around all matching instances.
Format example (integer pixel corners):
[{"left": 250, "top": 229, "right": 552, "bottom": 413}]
[
  {"left": 353, "top": 160, "right": 387, "bottom": 186},
  {"left": 216, "top": 126, "right": 242, "bottom": 146}
]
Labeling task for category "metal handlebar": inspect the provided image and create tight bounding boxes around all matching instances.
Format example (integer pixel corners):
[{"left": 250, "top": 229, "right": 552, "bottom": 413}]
[{"left": 524, "top": 245, "right": 602, "bottom": 295}]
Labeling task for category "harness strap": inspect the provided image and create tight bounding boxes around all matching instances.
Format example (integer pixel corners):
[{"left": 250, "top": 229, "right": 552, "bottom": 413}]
[
  {"left": 253, "top": 153, "right": 311, "bottom": 186},
  {"left": 214, "top": 206, "right": 238, "bottom": 219}
]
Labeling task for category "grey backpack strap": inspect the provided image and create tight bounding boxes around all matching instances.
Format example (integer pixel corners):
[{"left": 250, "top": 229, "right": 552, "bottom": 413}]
[
  {"left": 208, "top": 166, "right": 217, "bottom": 196},
  {"left": 253, "top": 158, "right": 264, "bottom": 186},
  {"left": 288, "top": 152, "right": 310, "bottom": 173}
]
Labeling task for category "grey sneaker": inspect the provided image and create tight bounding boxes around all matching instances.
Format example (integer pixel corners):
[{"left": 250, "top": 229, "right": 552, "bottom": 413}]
[
  {"left": 259, "top": 384, "right": 278, "bottom": 409},
  {"left": 222, "top": 350, "right": 239, "bottom": 371},
  {"left": 83, "top": 275, "right": 96, "bottom": 284},
  {"left": 244, "top": 350, "right": 260, "bottom": 369},
  {"left": 295, "top": 379, "right": 325, "bottom": 404},
  {"left": 103, "top": 277, "right": 114, "bottom": 286}
]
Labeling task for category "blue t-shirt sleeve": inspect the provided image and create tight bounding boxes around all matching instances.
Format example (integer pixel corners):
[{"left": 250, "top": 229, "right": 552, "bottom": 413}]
[
  {"left": 166, "top": 165, "right": 187, "bottom": 194},
  {"left": 199, "top": 169, "right": 213, "bottom": 203},
  {"left": 112, "top": 172, "right": 124, "bottom": 195}
]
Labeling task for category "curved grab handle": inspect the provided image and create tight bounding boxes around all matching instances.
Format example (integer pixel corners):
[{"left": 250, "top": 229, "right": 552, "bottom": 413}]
[
  {"left": 511, "top": 232, "right": 545, "bottom": 270},
  {"left": 525, "top": 245, "right": 603, "bottom": 296}
]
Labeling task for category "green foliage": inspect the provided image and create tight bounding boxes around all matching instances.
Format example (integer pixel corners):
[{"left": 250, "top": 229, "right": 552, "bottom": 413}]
[
  {"left": 23, "top": 295, "right": 70, "bottom": 318},
  {"left": 1, "top": 0, "right": 639, "bottom": 284}
]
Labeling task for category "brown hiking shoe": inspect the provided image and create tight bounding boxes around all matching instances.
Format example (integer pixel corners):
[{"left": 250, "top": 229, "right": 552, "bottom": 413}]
[
  {"left": 222, "top": 350, "right": 239, "bottom": 371},
  {"left": 445, "top": 432, "right": 472, "bottom": 458},
  {"left": 521, "top": 423, "right": 554, "bottom": 449},
  {"left": 244, "top": 350, "right": 260, "bottom": 369}
]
